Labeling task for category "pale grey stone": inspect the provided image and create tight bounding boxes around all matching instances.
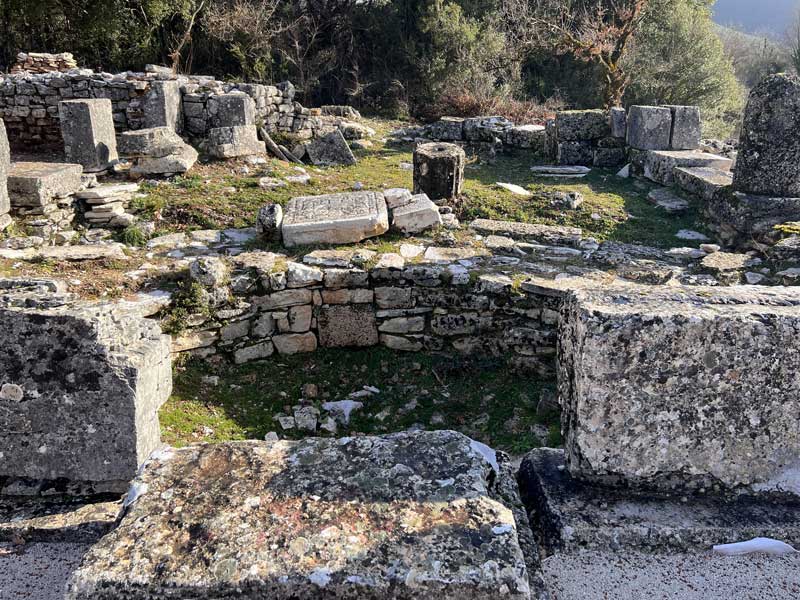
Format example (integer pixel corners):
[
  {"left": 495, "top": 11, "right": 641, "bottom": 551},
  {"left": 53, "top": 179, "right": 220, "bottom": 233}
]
[
  {"left": 7, "top": 162, "right": 83, "bottom": 207},
  {"left": 305, "top": 130, "right": 356, "bottom": 166},
  {"left": 626, "top": 106, "right": 672, "bottom": 151},
  {"left": 59, "top": 99, "right": 118, "bottom": 171}
]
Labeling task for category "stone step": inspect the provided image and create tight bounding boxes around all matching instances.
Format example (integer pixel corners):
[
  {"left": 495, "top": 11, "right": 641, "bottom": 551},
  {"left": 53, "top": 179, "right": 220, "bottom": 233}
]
[
  {"left": 674, "top": 166, "right": 733, "bottom": 201},
  {"left": 636, "top": 149, "right": 732, "bottom": 186}
]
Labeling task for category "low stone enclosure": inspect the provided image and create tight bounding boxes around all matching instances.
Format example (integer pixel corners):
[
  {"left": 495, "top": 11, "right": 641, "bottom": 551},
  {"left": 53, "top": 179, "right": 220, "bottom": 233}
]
[{"left": 4, "top": 68, "right": 800, "bottom": 597}]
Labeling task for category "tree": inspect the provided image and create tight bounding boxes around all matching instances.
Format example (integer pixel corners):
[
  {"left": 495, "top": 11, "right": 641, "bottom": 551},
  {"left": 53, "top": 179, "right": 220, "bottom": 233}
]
[
  {"left": 503, "top": 0, "right": 656, "bottom": 108},
  {"left": 624, "top": 0, "right": 744, "bottom": 137}
]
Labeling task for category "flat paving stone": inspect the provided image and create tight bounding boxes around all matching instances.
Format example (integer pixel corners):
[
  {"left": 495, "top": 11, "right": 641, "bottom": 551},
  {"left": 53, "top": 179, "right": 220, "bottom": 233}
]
[
  {"left": 67, "top": 432, "right": 532, "bottom": 599},
  {"left": 7, "top": 162, "right": 83, "bottom": 207},
  {"left": 470, "top": 219, "right": 583, "bottom": 247},
  {"left": 282, "top": 191, "right": 389, "bottom": 247}
]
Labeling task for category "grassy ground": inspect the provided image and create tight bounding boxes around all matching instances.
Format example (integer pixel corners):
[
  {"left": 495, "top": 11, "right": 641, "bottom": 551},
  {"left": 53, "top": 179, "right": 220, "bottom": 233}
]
[
  {"left": 134, "top": 117, "right": 709, "bottom": 249},
  {"left": 161, "top": 348, "right": 560, "bottom": 456}
]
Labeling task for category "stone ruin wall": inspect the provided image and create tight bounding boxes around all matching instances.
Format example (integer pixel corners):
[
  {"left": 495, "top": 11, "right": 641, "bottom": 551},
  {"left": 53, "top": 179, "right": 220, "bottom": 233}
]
[
  {"left": 0, "top": 69, "right": 318, "bottom": 149},
  {"left": 172, "top": 253, "right": 563, "bottom": 378}
]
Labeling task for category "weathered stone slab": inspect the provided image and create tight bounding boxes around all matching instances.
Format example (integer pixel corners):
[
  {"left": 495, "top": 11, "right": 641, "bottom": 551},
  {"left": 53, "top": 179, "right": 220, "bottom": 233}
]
[
  {"left": 117, "top": 126, "right": 184, "bottom": 157},
  {"left": 706, "top": 189, "right": 800, "bottom": 248},
  {"left": 555, "top": 110, "right": 610, "bottom": 141},
  {"left": 642, "top": 150, "right": 732, "bottom": 186},
  {"left": 317, "top": 304, "right": 379, "bottom": 347},
  {"left": 664, "top": 105, "right": 701, "bottom": 150},
  {"left": 143, "top": 80, "right": 183, "bottom": 132},
  {"left": 7, "top": 161, "right": 83, "bottom": 207},
  {"left": 0, "top": 279, "right": 172, "bottom": 495},
  {"left": 520, "top": 448, "right": 800, "bottom": 553},
  {"left": 130, "top": 143, "right": 198, "bottom": 176},
  {"left": 559, "top": 283, "right": 800, "bottom": 494},
  {"left": 673, "top": 166, "right": 732, "bottom": 201},
  {"left": 0, "top": 120, "right": 9, "bottom": 219},
  {"left": 58, "top": 99, "right": 119, "bottom": 172},
  {"left": 306, "top": 130, "right": 356, "bottom": 166},
  {"left": 470, "top": 219, "right": 582, "bottom": 247},
  {"left": 282, "top": 191, "right": 389, "bottom": 247},
  {"left": 67, "top": 432, "right": 532, "bottom": 599},
  {"left": 733, "top": 74, "right": 800, "bottom": 197},
  {"left": 207, "top": 125, "right": 266, "bottom": 159},
  {"left": 626, "top": 106, "right": 672, "bottom": 151},
  {"left": 647, "top": 187, "right": 690, "bottom": 213}
]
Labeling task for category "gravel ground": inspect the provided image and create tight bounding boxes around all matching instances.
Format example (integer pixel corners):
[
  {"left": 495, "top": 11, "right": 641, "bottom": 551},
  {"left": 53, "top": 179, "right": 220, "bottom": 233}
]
[
  {"left": 542, "top": 550, "right": 800, "bottom": 600},
  {"left": 0, "top": 543, "right": 91, "bottom": 600}
]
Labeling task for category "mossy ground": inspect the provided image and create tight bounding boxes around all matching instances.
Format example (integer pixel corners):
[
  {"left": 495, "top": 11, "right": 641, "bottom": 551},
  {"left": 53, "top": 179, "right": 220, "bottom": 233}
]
[{"left": 161, "top": 348, "right": 560, "bottom": 456}]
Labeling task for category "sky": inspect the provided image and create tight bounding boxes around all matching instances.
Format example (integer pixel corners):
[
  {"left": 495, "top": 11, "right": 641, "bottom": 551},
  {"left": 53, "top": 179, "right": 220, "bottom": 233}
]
[{"left": 712, "top": 0, "right": 800, "bottom": 36}]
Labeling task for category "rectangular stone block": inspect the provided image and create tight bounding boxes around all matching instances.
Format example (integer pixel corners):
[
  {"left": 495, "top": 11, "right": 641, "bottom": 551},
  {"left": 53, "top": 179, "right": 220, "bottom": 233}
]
[
  {"left": 642, "top": 149, "right": 732, "bottom": 186},
  {"left": 559, "top": 283, "right": 800, "bottom": 494},
  {"left": 143, "top": 80, "right": 183, "bottom": 132},
  {"left": 664, "top": 105, "right": 701, "bottom": 150},
  {"left": 0, "top": 279, "right": 172, "bottom": 495},
  {"left": 626, "top": 106, "right": 672, "bottom": 150},
  {"left": 555, "top": 109, "right": 610, "bottom": 141},
  {"left": 7, "top": 161, "right": 83, "bottom": 207},
  {"left": 282, "top": 191, "right": 389, "bottom": 247},
  {"left": 557, "top": 141, "right": 593, "bottom": 166},
  {"left": 317, "top": 304, "right": 379, "bottom": 347},
  {"left": 610, "top": 107, "right": 626, "bottom": 138},
  {"left": 207, "top": 125, "right": 265, "bottom": 159},
  {"left": 209, "top": 92, "right": 256, "bottom": 127},
  {"left": 58, "top": 99, "right": 118, "bottom": 172},
  {"left": 67, "top": 432, "right": 531, "bottom": 599},
  {"left": 390, "top": 192, "right": 442, "bottom": 234}
]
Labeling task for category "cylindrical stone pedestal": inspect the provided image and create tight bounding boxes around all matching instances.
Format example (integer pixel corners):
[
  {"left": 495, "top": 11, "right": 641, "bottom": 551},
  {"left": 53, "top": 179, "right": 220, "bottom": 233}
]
[{"left": 413, "top": 142, "right": 465, "bottom": 201}]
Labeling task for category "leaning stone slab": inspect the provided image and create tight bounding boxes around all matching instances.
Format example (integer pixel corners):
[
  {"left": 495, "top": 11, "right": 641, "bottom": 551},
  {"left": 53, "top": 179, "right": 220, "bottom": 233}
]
[
  {"left": 67, "top": 432, "right": 532, "bottom": 599},
  {"left": 626, "top": 105, "right": 672, "bottom": 151},
  {"left": 470, "top": 219, "right": 582, "bottom": 247},
  {"left": 733, "top": 74, "right": 800, "bottom": 197},
  {"left": 306, "top": 129, "right": 357, "bottom": 166},
  {"left": 673, "top": 166, "right": 732, "bottom": 201},
  {"left": 0, "top": 278, "right": 172, "bottom": 495},
  {"left": 559, "top": 283, "right": 800, "bottom": 494},
  {"left": 7, "top": 162, "right": 83, "bottom": 207},
  {"left": 642, "top": 149, "right": 732, "bottom": 186},
  {"left": 58, "top": 99, "right": 119, "bottom": 172},
  {"left": 282, "top": 191, "right": 389, "bottom": 247}
]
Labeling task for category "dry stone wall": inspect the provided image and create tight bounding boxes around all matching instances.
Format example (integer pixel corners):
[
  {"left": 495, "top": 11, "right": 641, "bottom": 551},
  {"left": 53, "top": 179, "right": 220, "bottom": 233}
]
[{"left": 0, "top": 69, "right": 317, "bottom": 149}]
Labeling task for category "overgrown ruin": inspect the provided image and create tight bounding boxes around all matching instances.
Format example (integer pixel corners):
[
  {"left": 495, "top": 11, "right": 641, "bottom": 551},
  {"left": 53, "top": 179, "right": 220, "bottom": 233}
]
[{"left": 1, "top": 54, "right": 800, "bottom": 599}]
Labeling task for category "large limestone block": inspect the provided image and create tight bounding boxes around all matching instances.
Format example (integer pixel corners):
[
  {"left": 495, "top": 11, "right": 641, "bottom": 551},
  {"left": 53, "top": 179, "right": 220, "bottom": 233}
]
[
  {"left": 413, "top": 142, "right": 465, "bottom": 201},
  {"left": 705, "top": 188, "right": 800, "bottom": 248},
  {"left": 317, "top": 304, "right": 379, "bottom": 347},
  {"left": 555, "top": 110, "right": 610, "bottom": 141},
  {"left": 642, "top": 149, "right": 732, "bottom": 186},
  {"left": 733, "top": 74, "right": 800, "bottom": 197},
  {"left": 305, "top": 130, "right": 357, "bottom": 166},
  {"left": 117, "top": 126, "right": 185, "bottom": 157},
  {"left": 626, "top": 106, "right": 672, "bottom": 151},
  {"left": 58, "top": 99, "right": 119, "bottom": 172},
  {"left": 559, "top": 283, "right": 800, "bottom": 494},
  {"left": 673, "top": 166, "right": 732, "bottom": 201},
  {"left": 7, "top": 162, "right": 83, "bottom": 208},
  {"left": 664, "top": 105, "right": 701, "bottom": 150},
  {"left": 282, "top": 191, "right": 389, "bottom": 247},
  {"left": 0, "top": 279, "right": 172, "bottom": 495},
  {"left": 208, "top": 92, "right": 256, "bottom": 127},
  {"left": 207, "top": 125, "right": 265, "bottom": 159},
  {"left": 67, "top": 432, "right": 531, "bottom": 599},
  {"left": 130, "top": 144, "right": 198, "bottom": 176},
  {"left": 143, "top": 80, "right": 183, "bottom": 132}
]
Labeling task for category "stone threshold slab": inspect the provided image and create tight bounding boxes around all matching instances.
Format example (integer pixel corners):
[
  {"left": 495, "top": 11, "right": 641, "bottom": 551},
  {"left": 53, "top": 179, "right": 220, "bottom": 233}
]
[
  {"left": 519, "top": 448, "right": 800, "bottom": 554},
  {"left": 68, "top": 432, "right": 533, "bottom": 599}
]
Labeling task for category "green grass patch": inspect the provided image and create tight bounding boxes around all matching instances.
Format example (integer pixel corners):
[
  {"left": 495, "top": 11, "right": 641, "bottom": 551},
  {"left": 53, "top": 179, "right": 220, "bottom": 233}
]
[{"left": 161, "top": 347, "right": 558, "bottom": 455}]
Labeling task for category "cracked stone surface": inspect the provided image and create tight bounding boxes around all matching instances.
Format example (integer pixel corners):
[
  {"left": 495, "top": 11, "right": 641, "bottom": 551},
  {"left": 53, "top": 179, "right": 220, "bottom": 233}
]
[{"left": 68, "top": 432, "right": 532, "bottom": 599}]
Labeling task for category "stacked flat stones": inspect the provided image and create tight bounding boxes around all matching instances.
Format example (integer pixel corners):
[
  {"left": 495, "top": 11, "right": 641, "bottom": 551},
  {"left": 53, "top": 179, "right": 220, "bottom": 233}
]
[
  {"left": 10, "top": 51, "right": 77, "bottom": 74},
  {"left": 392, "top": 115, "right": 547, "bottom": 152},
  {"left": 76, "top": 182, "right": 141, "bottom": 229}
]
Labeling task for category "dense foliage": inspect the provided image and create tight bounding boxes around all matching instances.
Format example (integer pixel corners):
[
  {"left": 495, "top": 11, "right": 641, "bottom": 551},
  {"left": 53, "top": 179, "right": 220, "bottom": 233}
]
[{"left": 0, "top": 0, "right": 788, "bottom": 135}]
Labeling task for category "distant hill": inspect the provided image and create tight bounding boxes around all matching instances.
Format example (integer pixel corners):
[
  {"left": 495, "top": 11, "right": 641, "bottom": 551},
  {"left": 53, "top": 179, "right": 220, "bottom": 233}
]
[{"left": 713, "top": 0, "right": 799, "bottom": 36}]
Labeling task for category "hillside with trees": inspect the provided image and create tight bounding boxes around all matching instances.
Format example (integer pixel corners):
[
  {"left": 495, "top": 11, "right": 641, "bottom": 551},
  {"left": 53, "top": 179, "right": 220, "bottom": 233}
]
[{"left": 0, "top": 0, "right": 796, "bottom": 136}]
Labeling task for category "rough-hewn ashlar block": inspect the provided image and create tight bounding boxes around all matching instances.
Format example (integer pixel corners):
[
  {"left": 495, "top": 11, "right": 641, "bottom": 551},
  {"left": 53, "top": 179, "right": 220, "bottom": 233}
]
[
  {"left": 559, "top": 283, "right": 800, "bottom": 494},
  {"left": 58, "top": 99, "right": 118, "bottom": 172},
  {"left": 0, "top": 279, "right": 172, "bottom": 494}
]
